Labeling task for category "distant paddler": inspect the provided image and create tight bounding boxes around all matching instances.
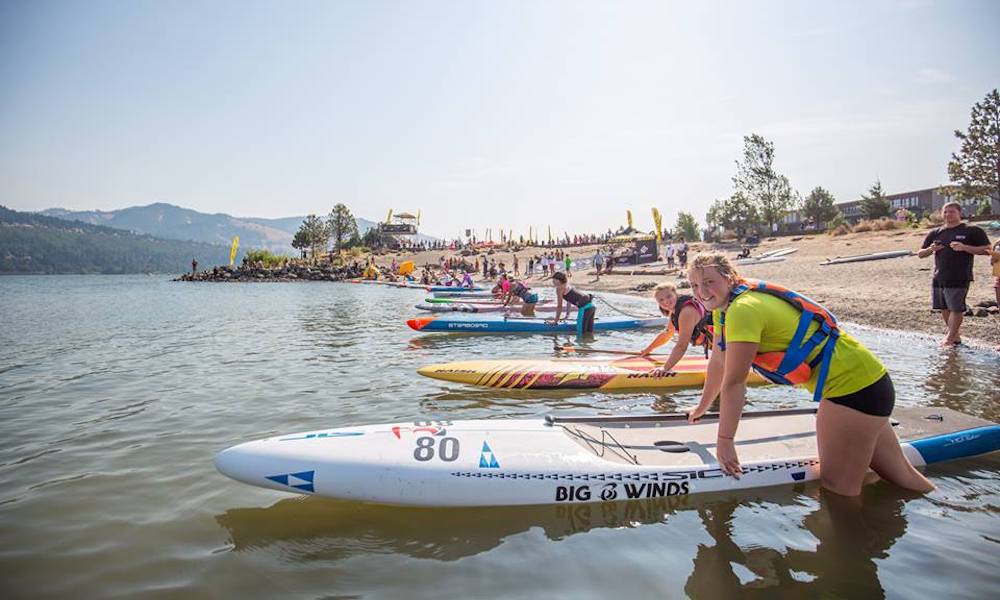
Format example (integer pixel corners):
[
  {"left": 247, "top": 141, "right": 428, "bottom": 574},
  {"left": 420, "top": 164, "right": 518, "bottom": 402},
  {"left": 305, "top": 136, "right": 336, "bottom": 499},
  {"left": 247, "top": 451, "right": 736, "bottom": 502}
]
[
  {"left": 686, "top": 252, "right": 933, "bottom": 497},
  {"left": 638, "top": 281, "right": 713, "bottom": 372},
  {"left": 547, "top": 271, "right": 596, "bottom": 335}
]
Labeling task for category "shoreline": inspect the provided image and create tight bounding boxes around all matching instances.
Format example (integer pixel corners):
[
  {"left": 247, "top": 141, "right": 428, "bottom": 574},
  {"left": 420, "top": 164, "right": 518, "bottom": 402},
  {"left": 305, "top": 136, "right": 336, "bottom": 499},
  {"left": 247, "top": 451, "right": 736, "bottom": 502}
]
[
  {"left": 177, "top": 227, "right": 1000, "bottom": 347},
  {"left": 378, "top": 227, "right": 1000, "bottom": 347}
]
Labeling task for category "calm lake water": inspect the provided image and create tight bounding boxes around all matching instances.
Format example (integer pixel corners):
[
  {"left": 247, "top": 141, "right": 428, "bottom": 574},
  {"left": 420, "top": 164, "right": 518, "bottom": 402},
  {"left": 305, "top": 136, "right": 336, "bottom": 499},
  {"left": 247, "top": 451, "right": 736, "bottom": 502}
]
[{"left": 1, "top": 275, "right": 998, "bottom": 599}]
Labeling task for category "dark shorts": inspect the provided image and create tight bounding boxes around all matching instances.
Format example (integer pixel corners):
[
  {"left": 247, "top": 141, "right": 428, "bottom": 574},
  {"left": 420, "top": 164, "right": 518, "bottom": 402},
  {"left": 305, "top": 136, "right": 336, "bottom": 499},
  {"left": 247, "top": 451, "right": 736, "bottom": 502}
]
[
  {"left": 578, "top": 305, "right": 596, "bottom": 334},
  {"left": 932, "top": 286, "right": 968, "bottom": 312},
  {"left": 824, "top": 373, "right": 894, "bottom": 417}
]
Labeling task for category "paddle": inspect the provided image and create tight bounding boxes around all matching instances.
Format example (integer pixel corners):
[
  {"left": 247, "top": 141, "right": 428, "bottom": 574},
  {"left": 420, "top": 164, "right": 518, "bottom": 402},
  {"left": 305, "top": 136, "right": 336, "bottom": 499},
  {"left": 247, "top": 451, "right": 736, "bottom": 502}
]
[{"left": 553, "top": 342, "right": 667, "bottom": 358}]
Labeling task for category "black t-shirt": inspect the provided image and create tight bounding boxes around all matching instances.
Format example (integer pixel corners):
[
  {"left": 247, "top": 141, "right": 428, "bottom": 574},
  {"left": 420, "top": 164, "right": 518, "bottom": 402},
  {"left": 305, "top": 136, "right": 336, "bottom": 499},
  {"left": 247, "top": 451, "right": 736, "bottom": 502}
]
[{"left": 921, "top": 223, "right": 990, "bottom": 287}]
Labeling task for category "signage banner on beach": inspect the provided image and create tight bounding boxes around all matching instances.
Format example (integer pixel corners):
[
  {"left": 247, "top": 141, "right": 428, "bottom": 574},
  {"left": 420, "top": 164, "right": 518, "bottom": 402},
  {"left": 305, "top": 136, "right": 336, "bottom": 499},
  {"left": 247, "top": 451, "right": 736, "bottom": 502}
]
[{"left": 613, "top": 240, "right": 658, "bottom": 265}]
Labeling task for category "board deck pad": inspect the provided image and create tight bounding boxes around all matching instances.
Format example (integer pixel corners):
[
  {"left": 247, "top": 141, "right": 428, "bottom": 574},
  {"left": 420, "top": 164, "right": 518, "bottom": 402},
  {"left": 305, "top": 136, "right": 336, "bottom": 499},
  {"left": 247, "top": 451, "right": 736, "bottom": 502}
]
[{"left": 557, "top": 406, "right": 991, "bottom": 466}]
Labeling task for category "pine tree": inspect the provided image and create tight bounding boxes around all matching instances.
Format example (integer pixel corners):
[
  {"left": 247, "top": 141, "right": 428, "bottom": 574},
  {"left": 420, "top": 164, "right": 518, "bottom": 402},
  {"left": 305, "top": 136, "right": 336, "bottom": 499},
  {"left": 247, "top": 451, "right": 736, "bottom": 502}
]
[
  {"left": 943, "top": 88, "right": 999, "bottom": 205},
  {"left": 859, "top": 181, "right": 890, "bottom": 220},
  {"left": 327, "top": 204, "right": 359, "bottom": 251}
]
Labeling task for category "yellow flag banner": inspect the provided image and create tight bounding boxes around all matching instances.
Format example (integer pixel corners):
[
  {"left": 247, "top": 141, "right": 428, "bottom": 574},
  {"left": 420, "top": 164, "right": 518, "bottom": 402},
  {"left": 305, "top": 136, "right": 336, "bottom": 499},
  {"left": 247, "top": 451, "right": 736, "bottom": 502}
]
[
  {"left": 385, "top": 209, "right": 393, "bottom": 224},
  {"left": 229, "top": 236, "right": 240, "bottom": 266},
  {"left": 652, "top": 208, "right": 662, "bottom": 248},
  {"left": 416, "top": 209, "right": 421, "bottom": 226},
  {"left": 627, "top": 210, "right": 633, "bottom": 230},
  {"left": 548, "top": 226, "right": 553, "bottom": 244}
]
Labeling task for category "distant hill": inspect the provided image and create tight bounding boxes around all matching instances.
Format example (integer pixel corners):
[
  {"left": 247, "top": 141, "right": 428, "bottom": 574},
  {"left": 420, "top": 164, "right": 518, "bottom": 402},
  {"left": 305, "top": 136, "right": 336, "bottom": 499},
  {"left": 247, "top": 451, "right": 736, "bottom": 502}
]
[
  {"left": 39, "top": 203, "right": 296, "bottom": 253},
  {"left": 1, "top": 205, "right": 230, "bottom": 274},
  {"left": 39, "top": 203, "right": 440, "bottom": 251}
]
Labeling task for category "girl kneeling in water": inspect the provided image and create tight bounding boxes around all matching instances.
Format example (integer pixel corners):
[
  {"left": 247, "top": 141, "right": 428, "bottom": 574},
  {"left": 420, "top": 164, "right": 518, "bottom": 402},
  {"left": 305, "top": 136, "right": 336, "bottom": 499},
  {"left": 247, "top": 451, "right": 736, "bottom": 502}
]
[{"left": 687, "top": 252, "right": 933, "bottom": 497}]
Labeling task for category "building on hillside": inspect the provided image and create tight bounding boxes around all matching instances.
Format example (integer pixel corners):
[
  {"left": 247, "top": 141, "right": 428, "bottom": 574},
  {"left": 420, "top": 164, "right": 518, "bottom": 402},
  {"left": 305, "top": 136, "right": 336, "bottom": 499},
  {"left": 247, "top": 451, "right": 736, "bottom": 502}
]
[
  {"left": 776, "top": 186, "right": 997, "bottom": 233},
  {"left": 834, "top": 187, "right": 945, "bottom": 225}
]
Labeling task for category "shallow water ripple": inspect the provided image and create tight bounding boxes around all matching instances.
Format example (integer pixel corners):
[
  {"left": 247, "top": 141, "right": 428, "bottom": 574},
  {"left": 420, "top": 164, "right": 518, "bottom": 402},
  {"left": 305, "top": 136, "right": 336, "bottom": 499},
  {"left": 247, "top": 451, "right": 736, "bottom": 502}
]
[{"left": 0, "top": 275, "right": 997, "bottom": 598}]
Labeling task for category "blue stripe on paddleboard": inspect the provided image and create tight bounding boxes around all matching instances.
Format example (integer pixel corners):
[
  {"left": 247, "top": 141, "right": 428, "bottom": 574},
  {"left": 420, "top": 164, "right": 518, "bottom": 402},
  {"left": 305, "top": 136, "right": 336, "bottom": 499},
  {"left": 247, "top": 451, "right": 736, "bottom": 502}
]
[{"left": 908, "top": 425, "right": 1000, "bottom": 465}]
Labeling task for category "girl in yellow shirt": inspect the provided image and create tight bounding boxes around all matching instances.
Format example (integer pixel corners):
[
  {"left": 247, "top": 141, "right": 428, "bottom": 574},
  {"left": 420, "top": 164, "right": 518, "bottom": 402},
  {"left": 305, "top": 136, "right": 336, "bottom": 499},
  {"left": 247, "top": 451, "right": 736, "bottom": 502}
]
[{"left": 687, "top": 252, "right": 933, "bottom": 497}]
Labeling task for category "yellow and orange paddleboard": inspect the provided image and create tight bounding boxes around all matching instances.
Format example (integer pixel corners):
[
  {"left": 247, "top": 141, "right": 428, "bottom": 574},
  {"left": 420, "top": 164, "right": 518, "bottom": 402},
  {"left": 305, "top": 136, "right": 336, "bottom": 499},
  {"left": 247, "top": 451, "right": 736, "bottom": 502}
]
[{"left": 417, "top": 356, "right": 767, "bottom": 391}]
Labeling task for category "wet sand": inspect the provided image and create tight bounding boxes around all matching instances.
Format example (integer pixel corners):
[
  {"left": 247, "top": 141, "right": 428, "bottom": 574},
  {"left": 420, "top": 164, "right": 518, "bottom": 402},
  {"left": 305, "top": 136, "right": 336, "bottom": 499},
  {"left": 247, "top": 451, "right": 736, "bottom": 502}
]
[{"left": 382, "top": 226, "right": 1000, "bottom": 347}]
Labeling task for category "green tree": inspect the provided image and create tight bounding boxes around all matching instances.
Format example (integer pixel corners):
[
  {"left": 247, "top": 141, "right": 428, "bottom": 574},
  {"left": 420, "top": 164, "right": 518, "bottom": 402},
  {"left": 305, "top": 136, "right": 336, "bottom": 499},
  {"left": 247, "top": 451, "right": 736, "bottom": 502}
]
[
  {"left": 802, "top": 186, "right": 839, "bottom": 227},
  {"left": 943, "top": 88, "right": 999, "bottom": 205},
  {"left": 707, "top": 193, "right": 760, "bottom": 239},
  {"left": 326, "top": 203, "right": 359, "bottom": 251},
  {"left": 859, "top": 180, "right": 890, "bottom": 220},
  {"left": 291, "top": 228, "right": 310, "bottom": 257},
  {"left": 733, "top": 134, "right": 797, "bottom": 232},
  {"left": 360, "top": 227, "right": 381, "bottom": 249},
  {"left": 672, "top": 212, "right": 701, "bottom": 241},
  {"left": 293, "top": 214, "right": 329, "bottom": 260}
]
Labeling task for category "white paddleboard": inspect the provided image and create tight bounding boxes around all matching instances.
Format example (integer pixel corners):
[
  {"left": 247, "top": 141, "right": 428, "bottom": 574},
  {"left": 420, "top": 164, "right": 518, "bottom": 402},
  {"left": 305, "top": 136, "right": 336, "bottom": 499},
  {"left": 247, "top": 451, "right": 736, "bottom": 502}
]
[{"left": 215, "top": 407, "right": 999, "bottom": 507}]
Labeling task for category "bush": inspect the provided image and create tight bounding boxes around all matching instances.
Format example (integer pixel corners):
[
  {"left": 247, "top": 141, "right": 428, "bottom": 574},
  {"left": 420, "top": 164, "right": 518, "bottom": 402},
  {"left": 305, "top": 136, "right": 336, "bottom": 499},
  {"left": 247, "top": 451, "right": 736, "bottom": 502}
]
[
  {"left": 828, "top": 224, "right": 850, "bottom": 236},
  {"left": 244, "top": 248, "right": 289, "bottom": 268},
  {"left": 920, "top": 213, "right": 944, "bottom": 228},
  {"left": 852, "top": 221, "right": 873, "bottom": 233},
  {"left": 826, "top": 212, "right": 847, "bottom": 230},
  {"left": 978, "top": 199, "right": 993, "bottom": 217}
]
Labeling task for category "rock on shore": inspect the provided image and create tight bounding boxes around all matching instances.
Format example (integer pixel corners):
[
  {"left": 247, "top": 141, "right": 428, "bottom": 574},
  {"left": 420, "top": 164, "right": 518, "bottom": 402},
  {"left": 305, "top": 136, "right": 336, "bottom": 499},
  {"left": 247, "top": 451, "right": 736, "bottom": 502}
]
[{"left": 175, "top": 263, "right": 355, "bottom": 282}]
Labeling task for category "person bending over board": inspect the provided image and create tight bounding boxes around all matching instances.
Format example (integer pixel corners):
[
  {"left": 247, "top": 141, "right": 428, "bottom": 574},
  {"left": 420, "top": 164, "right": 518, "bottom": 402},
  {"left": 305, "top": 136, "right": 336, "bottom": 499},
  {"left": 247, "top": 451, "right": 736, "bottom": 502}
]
[
  {"left": 685, "top": 252, "right": 933, "bottom": 497},
  {"left": 638, "top": 282, "right": 713, "bottom": 372},
  {"left": 548, "top": 271, "right": 596, "bottom": 335},
  {"left": 502, "top": 279, "right": 539, "bottom": 317}
]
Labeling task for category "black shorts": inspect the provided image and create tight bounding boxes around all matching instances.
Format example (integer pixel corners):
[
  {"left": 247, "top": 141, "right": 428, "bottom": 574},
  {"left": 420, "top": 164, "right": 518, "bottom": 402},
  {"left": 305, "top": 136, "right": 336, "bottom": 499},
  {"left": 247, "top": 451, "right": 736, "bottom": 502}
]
[{"left": 824, "top": 372, "right": 894, "bottom": 417}]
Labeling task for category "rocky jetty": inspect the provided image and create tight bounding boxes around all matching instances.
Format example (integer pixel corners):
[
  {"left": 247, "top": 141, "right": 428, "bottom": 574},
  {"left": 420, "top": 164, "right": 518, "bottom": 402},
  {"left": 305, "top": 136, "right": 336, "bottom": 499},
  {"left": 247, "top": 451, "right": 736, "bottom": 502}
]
[{"left": 175, "top": 263, "right": 358, "bottom": 282}]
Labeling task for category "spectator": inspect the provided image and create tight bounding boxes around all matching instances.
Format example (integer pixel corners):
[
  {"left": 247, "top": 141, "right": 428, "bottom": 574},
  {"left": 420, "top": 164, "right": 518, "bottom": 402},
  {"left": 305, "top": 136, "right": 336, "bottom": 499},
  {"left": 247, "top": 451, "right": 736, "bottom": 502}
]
[{"left": 916, "top": 201, "right": 991, "bottom": 346}]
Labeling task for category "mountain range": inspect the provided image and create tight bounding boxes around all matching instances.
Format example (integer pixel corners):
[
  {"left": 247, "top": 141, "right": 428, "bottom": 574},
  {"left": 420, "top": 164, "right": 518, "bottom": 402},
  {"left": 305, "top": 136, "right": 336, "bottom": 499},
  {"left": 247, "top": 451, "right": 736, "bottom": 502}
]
[
  {"left": 1, "top": 205, "right": 231, "bottom": 274},
  {"left": 37, "top": 203, "right": 388, "bottom": 253}
]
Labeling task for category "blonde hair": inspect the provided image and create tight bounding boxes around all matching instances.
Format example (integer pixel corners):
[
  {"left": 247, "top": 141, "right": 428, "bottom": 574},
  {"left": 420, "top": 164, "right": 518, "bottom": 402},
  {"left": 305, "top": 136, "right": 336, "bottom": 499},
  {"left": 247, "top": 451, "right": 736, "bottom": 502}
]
[
  {"left": 688, "top": 252, "right": 742, "bottom": 285},
  {"left": 653, "top": 281, "right": 677, "bottom": 294}
]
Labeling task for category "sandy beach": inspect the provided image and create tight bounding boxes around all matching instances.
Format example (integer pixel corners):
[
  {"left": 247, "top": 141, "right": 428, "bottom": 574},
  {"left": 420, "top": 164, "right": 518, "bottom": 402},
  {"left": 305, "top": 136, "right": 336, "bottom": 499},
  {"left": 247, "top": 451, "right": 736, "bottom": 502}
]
[{"left": 379, "top": 225, "right": 1000, "bottom": 348}]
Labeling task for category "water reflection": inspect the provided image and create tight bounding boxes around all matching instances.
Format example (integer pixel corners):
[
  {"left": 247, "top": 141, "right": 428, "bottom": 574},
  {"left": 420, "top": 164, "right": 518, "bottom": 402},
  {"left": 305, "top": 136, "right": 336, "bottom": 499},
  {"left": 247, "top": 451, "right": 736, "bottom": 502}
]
[
  {"left": 217, "top": 481, "right": 913, "bottom": 598},
  {"left": 685, "top": 482, "right": 911, "bottom": 598},
  {"left": 217, "top": 493, "right": 701, "bottom": 562},
  {"left": 922, "top": 347, "right": 1000, "bottom": 420}
]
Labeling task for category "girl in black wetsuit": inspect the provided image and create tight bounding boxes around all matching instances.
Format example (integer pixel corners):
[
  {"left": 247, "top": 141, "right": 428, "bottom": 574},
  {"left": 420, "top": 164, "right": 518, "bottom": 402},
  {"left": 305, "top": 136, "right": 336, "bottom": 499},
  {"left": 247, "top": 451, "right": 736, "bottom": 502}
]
[
  {"left": 640, "top": 281, "right": 713, "bottom": 371},
  {"left": 549, "top": 271, "right": 596, "bottom": 334}
]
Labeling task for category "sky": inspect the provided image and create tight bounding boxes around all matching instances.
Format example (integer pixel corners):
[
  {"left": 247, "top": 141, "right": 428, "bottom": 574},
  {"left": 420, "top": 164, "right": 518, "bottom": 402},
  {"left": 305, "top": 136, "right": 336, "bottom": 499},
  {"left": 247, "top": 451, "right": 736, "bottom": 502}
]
[{"left": 1, "top": 0, "right": 998, "bottom": 240}]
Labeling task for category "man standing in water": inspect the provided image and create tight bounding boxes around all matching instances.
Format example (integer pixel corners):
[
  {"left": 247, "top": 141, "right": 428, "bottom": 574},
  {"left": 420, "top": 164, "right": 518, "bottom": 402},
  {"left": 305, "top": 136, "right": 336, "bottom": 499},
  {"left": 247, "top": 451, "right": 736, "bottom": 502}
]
[
  {"left": 917, "top": 201, "right": 991, "bottom": 346},
  {"left": 992, "top": 239, "right": 1000, "bottom": 352}
]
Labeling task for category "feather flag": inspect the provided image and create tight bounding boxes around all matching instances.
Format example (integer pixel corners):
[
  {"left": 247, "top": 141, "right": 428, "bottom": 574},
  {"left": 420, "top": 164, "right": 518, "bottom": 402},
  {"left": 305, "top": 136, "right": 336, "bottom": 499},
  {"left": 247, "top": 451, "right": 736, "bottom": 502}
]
[
  {"left": 652, "top": 208, "right": 663, "bottom": 248},
  {"left": 627, "top": 210, "right": 633, "bottom": 230},
  {"left": 229, "top": 236, "right": 240, "bottom": 266}
]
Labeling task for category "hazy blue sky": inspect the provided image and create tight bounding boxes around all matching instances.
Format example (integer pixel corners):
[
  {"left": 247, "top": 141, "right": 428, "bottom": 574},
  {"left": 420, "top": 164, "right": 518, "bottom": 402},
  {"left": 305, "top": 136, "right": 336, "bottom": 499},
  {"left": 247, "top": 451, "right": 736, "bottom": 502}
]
[{"left": 1, "top": 0, "right": 997, "bottom": 239}]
